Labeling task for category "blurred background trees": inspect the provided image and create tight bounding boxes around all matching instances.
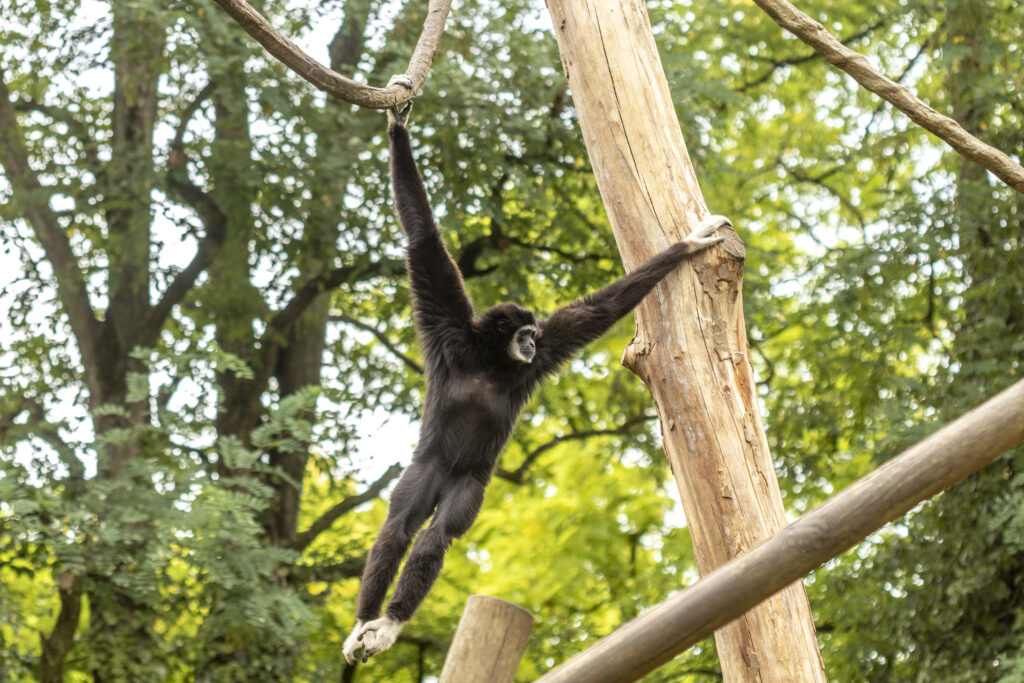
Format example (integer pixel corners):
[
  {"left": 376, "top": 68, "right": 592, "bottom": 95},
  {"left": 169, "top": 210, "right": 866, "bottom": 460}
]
[{"left": 0, "top": 0, "right": 1020, "bottom": 680}]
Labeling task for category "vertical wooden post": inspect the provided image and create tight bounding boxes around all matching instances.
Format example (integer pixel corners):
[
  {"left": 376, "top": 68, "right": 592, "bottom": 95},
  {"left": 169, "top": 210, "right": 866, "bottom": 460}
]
[
  {"left": 544, "top": 0, "right": 827, "bottom": 680},
  {"left": 438, "top": 595, "right": 533, "bottom": 683}
]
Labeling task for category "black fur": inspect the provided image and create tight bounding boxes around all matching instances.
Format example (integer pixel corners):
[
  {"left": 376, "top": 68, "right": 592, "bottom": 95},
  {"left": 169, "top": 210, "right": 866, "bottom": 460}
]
[{"left": 354, "top": 116, "right": 720, "bottom": 626}]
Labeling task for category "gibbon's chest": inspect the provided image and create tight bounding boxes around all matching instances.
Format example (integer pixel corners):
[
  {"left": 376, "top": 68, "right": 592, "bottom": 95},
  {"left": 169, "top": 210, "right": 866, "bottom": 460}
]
[{"left": 448, "top": 372, "right": 507, "bottom": 417}]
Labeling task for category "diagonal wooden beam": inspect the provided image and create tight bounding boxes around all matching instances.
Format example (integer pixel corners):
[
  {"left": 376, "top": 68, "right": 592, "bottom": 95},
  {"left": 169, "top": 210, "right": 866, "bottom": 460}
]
[{"left": 537, "top": 378, "right": 1024, "bottom": 682}]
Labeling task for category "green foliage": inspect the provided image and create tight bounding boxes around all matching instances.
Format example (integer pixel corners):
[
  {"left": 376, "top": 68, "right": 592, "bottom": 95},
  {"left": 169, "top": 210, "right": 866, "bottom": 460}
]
[{"left": 1, "top": 0, "right": 1022, "bottom": 680}]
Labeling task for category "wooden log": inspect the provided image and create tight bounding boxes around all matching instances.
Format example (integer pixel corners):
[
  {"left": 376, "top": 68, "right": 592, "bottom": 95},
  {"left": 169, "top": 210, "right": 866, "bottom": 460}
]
[
  {"left": 536, "top": 378, "right": 1024, "bottom": 682},
  {"left": 438, "top": 595, "right": 533, "bottom": 683},
  {"left": 543, "top": 0, "right": 825, "bottom": 679}
]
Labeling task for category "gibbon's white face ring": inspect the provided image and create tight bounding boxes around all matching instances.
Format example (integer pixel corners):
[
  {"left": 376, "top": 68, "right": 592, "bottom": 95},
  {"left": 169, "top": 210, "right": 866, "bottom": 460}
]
[{"left": 509, "top": 324, "right": 538, "bottom": 363}]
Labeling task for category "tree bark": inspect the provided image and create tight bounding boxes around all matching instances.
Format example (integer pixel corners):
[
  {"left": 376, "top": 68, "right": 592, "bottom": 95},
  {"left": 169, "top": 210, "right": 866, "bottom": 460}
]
[
  {"left": 39, "top": 573, "right": 84, "bottom": 683},
  {"left": 544, "top": 0, "right": 825, "bottom": 679}
]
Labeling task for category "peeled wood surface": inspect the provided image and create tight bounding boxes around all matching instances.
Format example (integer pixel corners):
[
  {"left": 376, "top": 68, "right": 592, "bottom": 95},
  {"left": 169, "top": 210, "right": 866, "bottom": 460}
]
[
  {"left": 439, "top": 595, "right": 533, "bottom": 683},
  {"left": 537, "top": 379, "right": 1024, "bottom": 683},
  {"left": 544, "top": 0, "right": 825, "bottom": 679}
]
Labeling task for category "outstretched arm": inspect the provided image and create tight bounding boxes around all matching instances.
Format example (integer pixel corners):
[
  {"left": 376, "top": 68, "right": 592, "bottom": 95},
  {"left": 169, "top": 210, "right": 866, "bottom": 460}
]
[
  {"left": 387, "top": 86, "right": 474, "bottom": 341},
  {"left": 533, "top": 215, "right": 730, "bottom": 375}
]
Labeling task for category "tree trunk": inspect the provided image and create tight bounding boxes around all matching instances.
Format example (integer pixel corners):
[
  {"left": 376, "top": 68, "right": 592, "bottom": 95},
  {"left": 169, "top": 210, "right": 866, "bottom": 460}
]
[
  {"left": 39, "top": 573, "right": 84, "bottom": 683},
  {"left": 544, "top": 0, "right": 826, "bottom": 679}
]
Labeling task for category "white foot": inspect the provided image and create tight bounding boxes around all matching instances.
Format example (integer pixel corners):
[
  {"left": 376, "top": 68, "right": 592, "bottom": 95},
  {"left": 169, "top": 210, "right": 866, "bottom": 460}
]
[
  {"left": 387, "top": 74, "right": 413, "bottom": 91},
  {"left": 358, "top": 616, "right": 403, "bottom": 662},
  {"left": 386, "top": 75, "right": 415, "bottom": 128},
  {"left": 342, "top": 620, "right": 366, "bottom": 665},
  {"left": 683, "top": 214, "right": 731, "bottom": 250}
]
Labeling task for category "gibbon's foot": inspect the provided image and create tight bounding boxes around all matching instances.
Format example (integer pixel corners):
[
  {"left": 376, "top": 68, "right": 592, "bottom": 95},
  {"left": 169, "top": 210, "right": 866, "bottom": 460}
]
[
  {"left": 342, "top": 620, "right": 367, "bottom": 665},
  {"left": 387, "top": 101, "right": 413, "bottom": 129},
  {"left": 683, "top": 214, "right": 731, "bottom": 251},
  {"left": 356, "top": 616, "right": 403, "bottom": 662},
  {"left": 386, "top": 75, "right": 414, "bottom": 129},
  {"left": 387, "top": 74, "right": 413, "bottom": 90}
]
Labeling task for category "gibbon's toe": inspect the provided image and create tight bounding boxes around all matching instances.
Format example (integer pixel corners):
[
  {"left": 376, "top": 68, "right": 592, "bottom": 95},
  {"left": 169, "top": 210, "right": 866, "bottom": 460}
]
[
  {"left": 342, "top": 621, "right": 366, "bottom": 665},
  {"left": 358, "top": 616, "right": 403, "bottom": 661}
]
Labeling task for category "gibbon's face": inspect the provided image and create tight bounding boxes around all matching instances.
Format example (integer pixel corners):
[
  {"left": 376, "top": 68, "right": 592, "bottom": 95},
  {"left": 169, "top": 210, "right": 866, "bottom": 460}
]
[
  {"left": 508, "top": 323, "right": 538, "bottom": 364},
  {"left": 482, "top": 304, "right": 539, "bottom": 364}
]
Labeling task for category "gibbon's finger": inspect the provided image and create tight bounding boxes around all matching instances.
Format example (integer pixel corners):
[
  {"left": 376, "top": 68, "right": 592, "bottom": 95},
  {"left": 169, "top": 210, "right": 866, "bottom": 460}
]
[{"left": 692, "top": 214, "right": 732, "bottom": 237}]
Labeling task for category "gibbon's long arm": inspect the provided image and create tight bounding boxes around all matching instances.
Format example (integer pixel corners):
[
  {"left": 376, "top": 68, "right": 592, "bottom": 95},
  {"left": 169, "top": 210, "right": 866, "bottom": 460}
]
[
  {"left": 388, "top": 114, "right": 475, "bottom": 340},
  {"left": 533, "top": 215, "right": 729, "bottom": 376}
]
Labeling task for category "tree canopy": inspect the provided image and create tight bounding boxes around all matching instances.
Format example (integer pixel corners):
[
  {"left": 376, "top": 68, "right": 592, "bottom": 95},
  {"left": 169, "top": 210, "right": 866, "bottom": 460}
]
[{"left": 1, "top": 0, "right": 1021, "bottom": 681}]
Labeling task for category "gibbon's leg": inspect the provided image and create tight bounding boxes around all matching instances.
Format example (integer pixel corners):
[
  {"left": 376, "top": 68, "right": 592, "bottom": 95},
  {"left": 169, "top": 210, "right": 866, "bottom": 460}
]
[
  {"left": 343, "top": 462, "right": 443, "bottom": 664},
  {"left": 356, "top": 475, "right": 486, "bottom": 661}
]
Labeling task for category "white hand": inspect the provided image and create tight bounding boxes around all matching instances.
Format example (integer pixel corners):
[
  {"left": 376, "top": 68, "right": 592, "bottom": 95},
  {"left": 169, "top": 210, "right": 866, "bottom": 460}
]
[{"left": 683, "top": 214, "right": 731, "bottom": 250}]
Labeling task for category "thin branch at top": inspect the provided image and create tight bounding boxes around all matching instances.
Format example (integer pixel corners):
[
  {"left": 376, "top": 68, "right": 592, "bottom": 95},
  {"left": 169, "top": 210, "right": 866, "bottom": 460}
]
[
  {"left": 750, "top": 0, "right": 1024, "bottom": 195},
  {"left": 737, "top": 20, "right": 885, "bottom": 93},
  {"left": 211, "top": 0, "right": 451, "bottom": 109}
]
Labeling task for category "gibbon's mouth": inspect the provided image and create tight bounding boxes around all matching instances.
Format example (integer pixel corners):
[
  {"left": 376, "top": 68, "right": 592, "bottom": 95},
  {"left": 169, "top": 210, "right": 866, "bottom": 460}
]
[{"left": 509, "top": 339, "right": 535, "bottom": 363}]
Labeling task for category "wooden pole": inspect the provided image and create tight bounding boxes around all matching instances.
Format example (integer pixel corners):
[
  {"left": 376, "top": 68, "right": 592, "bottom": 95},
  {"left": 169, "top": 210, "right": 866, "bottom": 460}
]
[
  {"left": 438, "top": 595, "right": 533, "bottom": 683},
  {"left": 544, "top": 0, "right": 825, "bottom": 679},
  {"left": 536, "top": 378, "right": 1024, "bottom": 682}
]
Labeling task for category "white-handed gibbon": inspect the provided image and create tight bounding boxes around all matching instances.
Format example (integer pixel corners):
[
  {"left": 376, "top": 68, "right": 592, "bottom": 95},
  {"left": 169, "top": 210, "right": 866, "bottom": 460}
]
[{"left": 343, "top": 79, "right": 729, "bottom": 664}]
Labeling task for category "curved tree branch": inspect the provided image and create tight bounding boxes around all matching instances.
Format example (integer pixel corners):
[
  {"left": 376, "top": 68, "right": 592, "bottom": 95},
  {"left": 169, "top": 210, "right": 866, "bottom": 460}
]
[
  {"left": 292, "top": 463, "right": 404, "bottom": 551},
  {"left": 267, "top": 258, "right": 405, "bottom": 337},
  {"left": 0, "top": 70, "right": 103, "bottom": 385},
  {"left": 147, "top": 83, "right": 226, "bottom": 342},
  {"left": 332, "top": 314, "right": 424, "bottom": 375},
  {"left": 495, "top": 414, "right": 655, "bottom": 485},
  {"left": 750, "top": 0, "right": 1024, "bottom": 195},
  {"left": 211, "top": 0, "right": 451, "bottom": 109}
]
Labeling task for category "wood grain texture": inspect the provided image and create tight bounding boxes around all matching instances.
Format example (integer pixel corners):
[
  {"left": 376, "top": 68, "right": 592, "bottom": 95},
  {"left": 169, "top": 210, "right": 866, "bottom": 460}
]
[
  {"left": 543, "top": 0, "right": 826, "bottom": 679},
  {"left": 439, "top": 595, "right": 533, "bottom": 683},
  {"left": 536, "top": 379, "right": 1024, "bottom": 683}
]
